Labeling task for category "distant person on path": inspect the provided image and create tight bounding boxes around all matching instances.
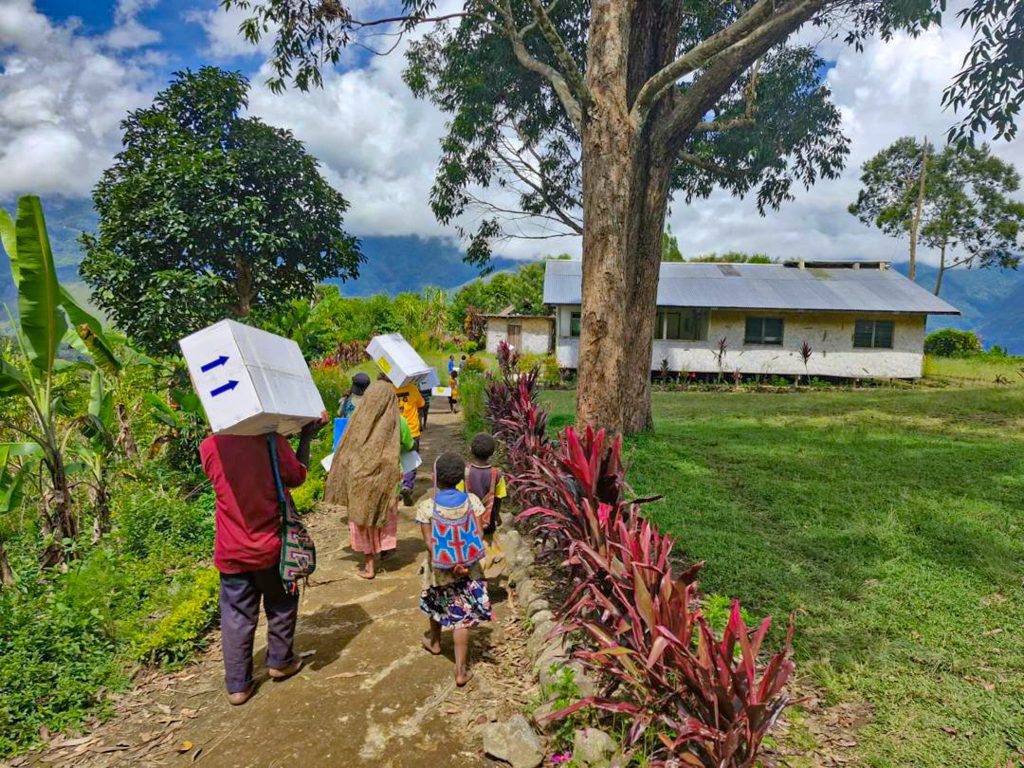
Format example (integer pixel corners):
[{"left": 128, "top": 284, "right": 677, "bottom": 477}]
[
  {"left": 416, "top": 452, "right": 492, "bottom": 686},
  {"left": 324, "top": 381, "right": 413, "bottom": 580},
  {"left": 459, "top": 433, "right": 507, "bottom": 536},
  {"left": 447, "top": 354, "right": 456, "bottom": 374},
  {"left": 458, "top": 433, "right": 508, "bottom": 579},
  {"left": 418, "top": 378, "right": 433, "bottom": 432},
  {"left": 448, "top": 369, "right": 460, "bottom": 413},
  {"left": 339, "top": 372, "right": 371, "bottom": 418},
  {"left": 201, "top": 415, "right": 325, "bottom": 706},
  {"left": 394, "top": 381, "right": 425, "bottom": 506}
]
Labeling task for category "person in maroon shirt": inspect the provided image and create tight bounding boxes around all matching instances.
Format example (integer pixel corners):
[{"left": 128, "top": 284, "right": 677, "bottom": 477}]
[{"left": 201, "top": 417, "right": 323, "bottom": 705}]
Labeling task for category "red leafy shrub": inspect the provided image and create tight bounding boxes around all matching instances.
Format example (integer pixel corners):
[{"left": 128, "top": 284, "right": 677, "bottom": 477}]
[{"left": 478, "top": 340, "right": 795, "bottom": 765}]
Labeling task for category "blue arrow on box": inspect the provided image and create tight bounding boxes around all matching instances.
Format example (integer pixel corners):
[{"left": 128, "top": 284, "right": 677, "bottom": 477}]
[
  {"left": 201, "top": 355, "right": 229, "bottom": 372},
  {"left": 210, "top": 380, "right": 238, "bottom": 397}
]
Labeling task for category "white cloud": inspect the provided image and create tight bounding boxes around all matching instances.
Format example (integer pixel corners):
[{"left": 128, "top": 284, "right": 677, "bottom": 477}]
[
  {"left": 667, "top": 10, "right": 1024, "bottom": 267},
  {"left": 183, "top": 3, "right": 274, "bottom": 59},
  {"left": 0, "top": 0, "right": 157, "bottom": 197},
  {"left": 2, "top": 0, "right": 1021, "bottom": 267},
  {"left": 105, "top": 0, "right": 161, "bottom": 49}
]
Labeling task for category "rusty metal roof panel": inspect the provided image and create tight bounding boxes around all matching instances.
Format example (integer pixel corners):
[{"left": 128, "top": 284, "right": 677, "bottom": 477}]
[{"left": 542, "top": 260, "right": 960, "bottom": 315}]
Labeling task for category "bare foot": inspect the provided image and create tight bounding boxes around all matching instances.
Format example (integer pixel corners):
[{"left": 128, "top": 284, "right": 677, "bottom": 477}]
[
  {"left": 421, "top": 633, "right": 441, "bottom": 655},
  {"left": 455, "top": 668, "right": 474, "bottom": 687},
  {"left": 357, "top": 567, "right": 375, "bottom": 580}
]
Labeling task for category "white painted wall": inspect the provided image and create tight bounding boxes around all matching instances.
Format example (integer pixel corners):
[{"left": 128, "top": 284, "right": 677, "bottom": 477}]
[
  {"left": 485, "top": 317, "right": 553, "bottom": 355},
  {"left": 554, "top": 306, "right": 928, "bottom": 379}
]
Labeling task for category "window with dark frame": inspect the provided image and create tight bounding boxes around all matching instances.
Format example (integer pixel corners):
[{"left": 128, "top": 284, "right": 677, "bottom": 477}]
[
  {"left": 569, "top": 312, "right": 581, "bottom": 338},
  {"left": 655, "top": 309, "right": 709, "bottom": 341},
  {"left": 744, "top": 316, "right": 784, "bottom": 345},
  {"left": 853, "top": 319, "right": 894, "bottom": 349}
]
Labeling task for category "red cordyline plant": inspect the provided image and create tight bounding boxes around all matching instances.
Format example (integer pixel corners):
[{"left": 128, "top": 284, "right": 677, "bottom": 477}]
[
  {"left": 549, "top": 500, "right": 794, "bottom": 766},
  {"left": 518, "top": 427, "right": 629, "bottom": 551},
  {"left": 479, "top": 352, "right": 797, "bottom": 765}
]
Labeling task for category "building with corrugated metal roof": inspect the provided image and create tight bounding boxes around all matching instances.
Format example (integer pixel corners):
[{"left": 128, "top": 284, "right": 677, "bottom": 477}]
[{"left": 542, "top": 259, "right": 960, "bottom": 379}]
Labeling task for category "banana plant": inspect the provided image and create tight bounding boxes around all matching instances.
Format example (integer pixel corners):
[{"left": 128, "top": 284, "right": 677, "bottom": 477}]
[
  {"left": 0, "top": 442, "right": 41, "bottom": 586},
  {"left": 73, "top": 370, "right": 118, "bottom": 538},
  {"left": 0, "top": 195, "right": 120, "bottom": 566}
]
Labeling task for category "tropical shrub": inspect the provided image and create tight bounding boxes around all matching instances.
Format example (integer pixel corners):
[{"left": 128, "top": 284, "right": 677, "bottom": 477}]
[
  {"left": 924, "top": 328, "right": 983, "bottom": 356},
  {"left": 133, "top": 568, "right": 220, "bottom": 665},
  {"left": 311, "top": 360, "right": 351, "bottom": 415},
  {"left": 482, "top": 350, "right": 795, "bottom": 766}
]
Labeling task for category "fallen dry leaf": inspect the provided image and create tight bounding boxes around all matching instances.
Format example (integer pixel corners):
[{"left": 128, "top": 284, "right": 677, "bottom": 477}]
[{"left": 178, "top": 740, "right": 194, "bottom": 753}]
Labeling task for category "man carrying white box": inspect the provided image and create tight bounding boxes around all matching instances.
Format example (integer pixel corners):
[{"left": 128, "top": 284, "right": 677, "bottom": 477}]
[{"left": 180, "top": 320, "right": 327, "bottom": 706}]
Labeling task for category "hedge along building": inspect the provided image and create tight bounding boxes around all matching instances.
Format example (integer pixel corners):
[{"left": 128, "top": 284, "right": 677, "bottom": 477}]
[
  {"left": 544, "top": 260, "right": 960, "bottom": 380},
  {"left": 483, "top": 306, "right": 555, "bottom": 356}
]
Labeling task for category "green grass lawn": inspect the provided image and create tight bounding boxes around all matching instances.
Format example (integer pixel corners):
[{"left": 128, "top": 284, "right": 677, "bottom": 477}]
[{"left": 541, "top": 383, "right": 1024, "bottom": 767}]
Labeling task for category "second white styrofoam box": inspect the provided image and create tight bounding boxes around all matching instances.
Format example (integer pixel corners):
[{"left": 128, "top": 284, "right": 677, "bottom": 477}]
[
  {"left": 366, "top": 333, "right": 432, "bottom": 388},
  {"left": 179, "top": 320, "right": 325, "bottom": 436}
]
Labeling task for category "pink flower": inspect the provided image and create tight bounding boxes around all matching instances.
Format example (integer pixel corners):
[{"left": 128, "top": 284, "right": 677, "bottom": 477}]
[{"left": 551, "top": 752, "right": 573, "bottom": 765}]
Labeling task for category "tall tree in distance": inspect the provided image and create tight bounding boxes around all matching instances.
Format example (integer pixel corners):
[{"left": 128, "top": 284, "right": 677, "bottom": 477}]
[
  {"left": 662, "top": 226, "right": 683, "bottom": 262},
  {"left": 81, "top": 67, "right": 362, "bottom": 356},
  {"left": 225, "top": 0, "right": 1020, "bottom": 433},
  {"left": 848, "top": 137, "right": 931, "bottom": 281},
  {"left": 922, "top": 144, "right": 1024, "bottom": 296},
  {"left": 850, "top": 139, "right": 1024, "bottom": 296}
]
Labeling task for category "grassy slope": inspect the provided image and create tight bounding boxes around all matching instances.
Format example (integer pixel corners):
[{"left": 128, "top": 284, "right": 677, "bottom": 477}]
[{"left": 542, "top": 377, "right": 1024, "bottom": 767}]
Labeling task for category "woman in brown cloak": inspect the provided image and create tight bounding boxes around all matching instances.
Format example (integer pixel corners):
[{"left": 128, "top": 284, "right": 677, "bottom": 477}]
[{"left": 322, "top": 380, "right": 414, "bottom": 579}]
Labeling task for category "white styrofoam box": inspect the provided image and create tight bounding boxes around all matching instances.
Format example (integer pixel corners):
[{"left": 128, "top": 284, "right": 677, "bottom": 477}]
[
  {"left": 323, "top": 449, "right": 419, "bottom": 475},
  {"left": 179, "top": 319, "right": 325, "bottom": 436},
  {"left": 424, "top": 367, "right": 441, "bottom": 389},
  {"left": 366, "top": 334, "right": 432, "bottom": 388},
  {"left": 400, "top": 450, "right": 422, "bottom": 474},
  {"left": 432, "top": 386, "right": 452, "bottom": 398}
]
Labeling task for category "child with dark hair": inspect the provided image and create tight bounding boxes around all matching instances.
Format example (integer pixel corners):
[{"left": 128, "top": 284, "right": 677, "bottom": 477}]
[
  {"left": 448, "top": 369, "right": 460, "bottom": 413},
  {"left": 459, "top": 433, "right": 507, "bottom": 536},
  {"left": 415, "top": 451, "right": 492, "bottom": 686}
]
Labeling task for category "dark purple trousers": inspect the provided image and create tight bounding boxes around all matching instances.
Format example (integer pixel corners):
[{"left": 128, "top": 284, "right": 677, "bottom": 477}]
[{"left": 219, "top": 567, "right": 299, "bottom": 693}]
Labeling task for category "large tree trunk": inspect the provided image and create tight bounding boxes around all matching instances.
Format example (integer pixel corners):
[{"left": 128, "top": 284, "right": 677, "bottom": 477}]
[{"left": 576, "top": 0, "right": 681, "bottom": 435}]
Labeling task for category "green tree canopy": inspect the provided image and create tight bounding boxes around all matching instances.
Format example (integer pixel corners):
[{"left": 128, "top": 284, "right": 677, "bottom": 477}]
[
  {"left": 81, "top": 67, "right": 362, "bottom": 356},
  {"left": 222, "top": 0, "right": 1022, "bottom": 434},
  {"left": 850, "top": 139, "right": 1023, "bottom": 295},
  {"left": 450, "top": 262, "right": 546, "bottom": 329},
  {"left": 662, "top": 227, "right": 683, "bottom": 262}
]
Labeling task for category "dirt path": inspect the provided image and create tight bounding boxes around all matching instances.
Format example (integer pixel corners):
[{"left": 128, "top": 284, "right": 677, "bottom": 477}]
[{"left": 20, "top": 406, "right": 530, "bottom": 768}]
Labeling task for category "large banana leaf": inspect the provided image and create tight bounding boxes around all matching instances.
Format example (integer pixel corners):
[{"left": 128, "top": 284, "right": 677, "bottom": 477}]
[
  {"left": 0, "top": 442, "right": 42, "bottom": 515},
  {"left": 88, "top": 369, "right": 114, "bottom": 425},
  {"left": 0, "top": 209, "right": 16, "bottom": 284},
  {"left": 61, "top": 286, "right": 121, "bottom": 373},
  {"left": 0, "top": 357, "right": 30, "bottom": 398},
  {"left": 13, "top": 197, "right": 66, "bottom": 371}
]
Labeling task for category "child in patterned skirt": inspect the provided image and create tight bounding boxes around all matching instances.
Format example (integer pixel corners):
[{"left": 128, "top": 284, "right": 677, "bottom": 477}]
[{"left": 415, "top": 451, "right": 492, "bottom": 686}]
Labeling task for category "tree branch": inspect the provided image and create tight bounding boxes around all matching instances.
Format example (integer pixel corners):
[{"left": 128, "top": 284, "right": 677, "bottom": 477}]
[
  {"left": 484, "top": 0, "right": 585, "bottom": 129},
  {"left": 630, "top": 0, "right": 778, "bottom": 128},
  {"left": 693, "top": 58, "right": 761, "bottom": 132},
  {"left": 493, "top": 139, "right": 584, "bottom": 234},
  {"left": 659, "top": 0, "right": 824, "bottom": 149},
  {"left": 679, "top": 153, "right": 748, "bottom": 180},
  {"left": 524, "top": 0, "right": 593, "bottom": 110}
]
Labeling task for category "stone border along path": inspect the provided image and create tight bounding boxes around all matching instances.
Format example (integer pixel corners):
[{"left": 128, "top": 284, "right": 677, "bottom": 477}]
[{"left": 15, "top": 405, "right": 539, "bottom": 768}]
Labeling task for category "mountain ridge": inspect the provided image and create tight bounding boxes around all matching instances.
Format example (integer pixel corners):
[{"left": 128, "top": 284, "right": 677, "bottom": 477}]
[{"left": 3, "top": 195, "right": 1022, "bottom": 352}]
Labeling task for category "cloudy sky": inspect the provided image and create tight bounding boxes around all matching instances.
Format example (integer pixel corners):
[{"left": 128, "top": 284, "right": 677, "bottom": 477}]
[{"left": 0, "top": 0, "right": 1021, "bottom": 265}]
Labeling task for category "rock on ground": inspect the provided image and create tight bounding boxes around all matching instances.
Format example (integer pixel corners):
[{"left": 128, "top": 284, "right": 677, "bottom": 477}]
[
  {"left": 573, "top": 727, "right": 616, "bottom": 767},
  {"left": 482, "top": 714, "right": 545, "bottom": 768}
]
